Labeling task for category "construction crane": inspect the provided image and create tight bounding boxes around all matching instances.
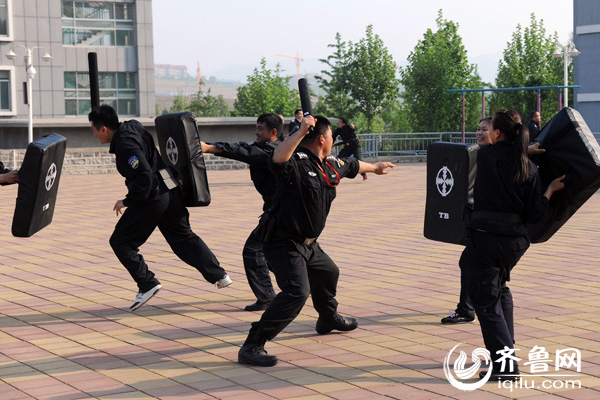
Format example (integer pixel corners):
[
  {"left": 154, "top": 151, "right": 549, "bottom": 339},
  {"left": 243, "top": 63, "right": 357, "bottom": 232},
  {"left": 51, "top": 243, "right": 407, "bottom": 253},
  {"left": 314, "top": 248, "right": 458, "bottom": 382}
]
[
  {"left": 196, "top": 61, "right": 201, "bottom": 92},
  {"left": 276, "top": 52, "right": 303, "bottom": 84}
]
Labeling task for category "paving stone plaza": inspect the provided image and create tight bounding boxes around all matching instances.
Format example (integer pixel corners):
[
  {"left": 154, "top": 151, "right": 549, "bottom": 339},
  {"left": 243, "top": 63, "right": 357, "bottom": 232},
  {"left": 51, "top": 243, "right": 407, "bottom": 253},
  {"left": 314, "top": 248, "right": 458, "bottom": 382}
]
[{"left": 2, "top": 166, "right": 600, "bottom": 399}]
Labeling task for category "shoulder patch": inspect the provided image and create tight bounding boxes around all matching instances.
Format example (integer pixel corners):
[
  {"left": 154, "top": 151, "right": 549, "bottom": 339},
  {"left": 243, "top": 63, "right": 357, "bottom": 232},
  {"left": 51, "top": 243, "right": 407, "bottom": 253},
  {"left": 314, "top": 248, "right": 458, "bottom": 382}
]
[
  {"left": 295, "top": 152, "right": 308, "bottom": 159},
  {"left": 326, "top": 155, "right": 344, "bottom": 168},
  {"left": 128, "top": 156, "right": 140, "bottom": 169}
]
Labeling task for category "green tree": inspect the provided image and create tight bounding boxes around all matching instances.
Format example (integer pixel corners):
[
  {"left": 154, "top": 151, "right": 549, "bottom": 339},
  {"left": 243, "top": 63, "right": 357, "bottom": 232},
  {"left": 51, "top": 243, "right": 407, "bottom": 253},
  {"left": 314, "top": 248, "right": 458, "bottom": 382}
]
[
  {"left": 234, "top": 58, "right": 300, "bottom": 116},
  {"left": 169, "top": 90, "right": 189, "bottom": 113},
  {"left": 346, "top": 25, "right": 399, "bottom": 132},
  {"left": 400, "top": 10, "right": 484, "bottom": 132},
  {"left": 490, "top": 14, "right": 565, "bottom": 117},
  {"left": 315, "top": 33, "right": 357, "bottom": 119},
  {"left": 189, "top": 88, "right": 230, "bottom": 117}
]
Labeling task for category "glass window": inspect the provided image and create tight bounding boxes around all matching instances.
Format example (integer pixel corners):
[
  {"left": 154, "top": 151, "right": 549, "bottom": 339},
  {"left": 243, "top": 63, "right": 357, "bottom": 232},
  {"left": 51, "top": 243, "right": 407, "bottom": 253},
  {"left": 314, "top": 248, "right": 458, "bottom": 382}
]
[
  {"left": 115, "top": 4, "right": 134, "bottom": 20},
  {"left": 63, "top": 28, "right": 75, "bottom": 45},
  {"left": 78, "top": 99, "right": 91, "bottom": 116},
  {"left": 0, "top": 70, "right": 11, "bottom": 111},
  {"left": 98, "top": 73, "right": 115, "bottom": 89},
  {"left": 62, "top": 1, "right": 74, "bottom": 18},
  {"left": 62, "top": 1, "right": 134, "bottom": 46},
  {"left": 116, "top": 30, "right": 132, "bottom": 46},
  {"left": 64, "top": 71, "right": 137, "bottom": 116},
  {"left": 64, "top": 72, "right": 76, "bottom": 89},
  {"left": 65, "top": 99, "right": 77, "bottom": 115},
  {"left": 118, "top": 99, "right": 136, "bottom": 116},
  {"left": 118, "top": 73, "right": 136, "bottom": 89},
  {"left": 0, "top": 0, "right": 8, "bottom": 36},
  {"left": 76, "top": 73, "right": 90, "bottom": 89}
]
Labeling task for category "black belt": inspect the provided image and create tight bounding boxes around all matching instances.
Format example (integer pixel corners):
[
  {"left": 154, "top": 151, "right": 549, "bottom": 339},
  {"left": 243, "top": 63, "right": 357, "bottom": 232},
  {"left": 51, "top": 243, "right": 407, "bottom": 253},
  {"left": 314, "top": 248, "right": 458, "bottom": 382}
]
[
  {"left": 472, "top": 211, "right": 522, "bottom": 223},
  {"left": 274, "top": 228, "right": 317, "bottom": 245}
]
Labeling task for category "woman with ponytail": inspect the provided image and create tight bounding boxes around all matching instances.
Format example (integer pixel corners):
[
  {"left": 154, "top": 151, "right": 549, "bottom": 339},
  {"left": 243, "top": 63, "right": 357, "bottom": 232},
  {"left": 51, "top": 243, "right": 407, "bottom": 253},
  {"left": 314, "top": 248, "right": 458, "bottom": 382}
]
[{"left": 461, "top": 109, "right": 565, "bottom": 381}]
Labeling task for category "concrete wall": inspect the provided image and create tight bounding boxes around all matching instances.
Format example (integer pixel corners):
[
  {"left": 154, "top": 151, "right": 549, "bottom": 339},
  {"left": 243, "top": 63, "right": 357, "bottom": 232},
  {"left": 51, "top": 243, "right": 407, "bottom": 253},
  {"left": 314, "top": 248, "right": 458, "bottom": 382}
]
[{"left": 574, "top": 0, "right": 600, "bottom": 133}]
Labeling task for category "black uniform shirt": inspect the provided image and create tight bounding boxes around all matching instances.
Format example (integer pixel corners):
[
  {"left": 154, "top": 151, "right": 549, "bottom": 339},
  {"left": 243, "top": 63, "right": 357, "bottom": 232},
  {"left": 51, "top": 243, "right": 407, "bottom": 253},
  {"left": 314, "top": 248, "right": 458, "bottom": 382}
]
[
  {"left": 527, "top": 120, "right": 541, "bottom": 141},
  {"left": 332, "top": 125, "right": 357, "bottom": 144},
  {"left": 289, "top": 119, "right": 302, "bottom": 134},
  {"left": 269, "top": 146, "right": 360, "bottom": 239},
  {"left": 109, "top": 120, "right": 163, "bottom": 208},
  {"left": 212, "top": 140, "right": 280, "bottom": 211},
  {"left": 469, "top": 141, "right": 550, "bottom": 236}
]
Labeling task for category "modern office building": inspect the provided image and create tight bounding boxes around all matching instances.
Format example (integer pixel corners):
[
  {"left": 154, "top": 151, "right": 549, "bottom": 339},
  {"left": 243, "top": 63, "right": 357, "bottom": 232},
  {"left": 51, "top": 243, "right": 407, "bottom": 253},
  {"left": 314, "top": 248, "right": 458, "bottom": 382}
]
[
  {"left": 0, "top": 0, "right": 154, "bottom": 120},
  {"left": 574, "top": 0, "right": 600, "bottom": 133}
]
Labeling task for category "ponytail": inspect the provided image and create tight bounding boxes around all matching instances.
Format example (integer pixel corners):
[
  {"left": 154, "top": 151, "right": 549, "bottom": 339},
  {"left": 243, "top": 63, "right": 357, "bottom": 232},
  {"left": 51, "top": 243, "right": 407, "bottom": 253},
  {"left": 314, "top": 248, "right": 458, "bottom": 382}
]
[{"left": 492, "top": 110, "right": 530, "bottom": 184}]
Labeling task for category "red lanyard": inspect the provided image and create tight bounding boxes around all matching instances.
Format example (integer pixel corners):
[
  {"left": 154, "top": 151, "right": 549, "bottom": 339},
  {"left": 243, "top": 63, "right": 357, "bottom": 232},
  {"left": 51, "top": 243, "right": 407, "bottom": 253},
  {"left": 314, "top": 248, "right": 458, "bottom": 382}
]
[{"left": 315, "top": 161, "right": 340, "bottom": 187}]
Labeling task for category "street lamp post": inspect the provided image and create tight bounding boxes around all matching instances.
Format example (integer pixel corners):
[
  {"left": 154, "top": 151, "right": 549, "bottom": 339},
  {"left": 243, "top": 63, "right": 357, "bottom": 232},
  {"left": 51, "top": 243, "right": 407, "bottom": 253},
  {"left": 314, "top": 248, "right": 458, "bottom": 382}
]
[
  {"left": 552, "top": 45, "right": 580, "bottom": 108},
  {"left": 5, "top": 45, "right": 52, "bottom": 144}
]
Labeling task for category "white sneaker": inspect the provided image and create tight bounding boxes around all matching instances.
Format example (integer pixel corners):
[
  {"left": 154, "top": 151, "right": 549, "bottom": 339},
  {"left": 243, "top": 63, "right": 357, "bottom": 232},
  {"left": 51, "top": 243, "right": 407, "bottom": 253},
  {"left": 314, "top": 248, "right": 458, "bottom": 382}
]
[
  {"left": 216, "top": 274, "right": 232, "bottom": 289},
  {"left": 130, "top": 284, "right": 162, "bottom": 311}
]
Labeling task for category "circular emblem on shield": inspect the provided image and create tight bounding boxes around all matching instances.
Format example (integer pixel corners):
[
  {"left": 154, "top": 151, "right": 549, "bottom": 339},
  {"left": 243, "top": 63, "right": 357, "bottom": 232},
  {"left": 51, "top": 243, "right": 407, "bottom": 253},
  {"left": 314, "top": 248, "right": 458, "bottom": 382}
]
[
  {"left": 436, "top": 166, "right": 454, "bottom": 197},
  {"left": 45, "top": 163, "right": 57, "bottom": 191},
  {"left": 166, "top": 137, "right": 178, "bottom": 165}
]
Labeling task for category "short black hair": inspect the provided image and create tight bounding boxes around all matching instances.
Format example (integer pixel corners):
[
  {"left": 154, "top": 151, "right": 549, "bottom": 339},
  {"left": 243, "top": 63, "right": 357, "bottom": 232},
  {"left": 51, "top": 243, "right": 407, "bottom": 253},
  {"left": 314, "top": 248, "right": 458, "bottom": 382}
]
[
  {"left": 257, "top": 113, "right": 283, "bottom": 135},
  {"left": 294, "top": 109, "right": 302, "bottom": 116},
  {"left": 300, "top": 115, "right": 331, "bottom": 145},
  {"left": 89, "top": 104, "right": 120, "bottom": 131},
  {"left": 530, "top": 111, "right": 539, "bottom": 119},
  {"left": 338, "top": 116, "right": 349, "bottom": 125}
]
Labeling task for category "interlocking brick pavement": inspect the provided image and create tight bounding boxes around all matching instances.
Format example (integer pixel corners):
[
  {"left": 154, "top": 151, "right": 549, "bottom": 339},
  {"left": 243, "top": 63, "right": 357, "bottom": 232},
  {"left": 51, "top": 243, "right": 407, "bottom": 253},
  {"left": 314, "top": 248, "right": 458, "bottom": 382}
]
[{"left": 1, "top": 165, "right": 600, "bottom": 399}]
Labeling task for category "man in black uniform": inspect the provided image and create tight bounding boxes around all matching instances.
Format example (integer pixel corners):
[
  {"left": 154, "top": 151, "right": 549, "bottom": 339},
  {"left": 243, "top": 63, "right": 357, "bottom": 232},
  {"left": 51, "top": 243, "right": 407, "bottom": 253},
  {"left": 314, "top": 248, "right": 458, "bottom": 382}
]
[
  {"left": 288, "top": 109, "right": 303, "bottom": 135},
  {"left": 333, "top": 117, "right": 368, "bottom": 180},
  {"left": 526, "top": 111, "right": 541, "bottom": 141},
  {"left": 0, "top": 161, "right": 18, "bottom": 185},
  {"left": 238, "top": 115, "right": 395, "bottom": 366},
  {"left": 89, "top": 105, "right": 231, "bottom": 311},
  {"left": 201, "top": 113, "right": 281, "bottom": 311}
]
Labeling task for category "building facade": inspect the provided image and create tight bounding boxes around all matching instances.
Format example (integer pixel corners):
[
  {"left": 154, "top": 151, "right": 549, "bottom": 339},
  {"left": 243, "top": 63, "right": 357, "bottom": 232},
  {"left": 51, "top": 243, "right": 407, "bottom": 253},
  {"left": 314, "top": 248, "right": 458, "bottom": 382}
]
[
  {"left": 0, "top": 0, "right": 154, "bottom": 120},
  {"left": 574, "top": 0, "right": 600, "bottom": 133}
]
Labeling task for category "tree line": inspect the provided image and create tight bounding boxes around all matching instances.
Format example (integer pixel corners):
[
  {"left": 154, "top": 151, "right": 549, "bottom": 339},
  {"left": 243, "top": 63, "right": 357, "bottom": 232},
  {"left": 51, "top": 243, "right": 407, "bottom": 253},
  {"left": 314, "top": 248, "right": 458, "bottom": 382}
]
[{"left": 164, "top": 11, "right": 570, "bottom": 133}]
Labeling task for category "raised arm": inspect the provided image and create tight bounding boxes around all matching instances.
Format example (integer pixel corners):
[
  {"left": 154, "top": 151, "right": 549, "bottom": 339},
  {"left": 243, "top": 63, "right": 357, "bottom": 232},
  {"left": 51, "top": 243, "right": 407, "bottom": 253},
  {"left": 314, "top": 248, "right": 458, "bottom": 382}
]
[
  {"left": 358, "top": 160, "right": 395, "bottom": 175},
  {"left": 272, "top": 115, "right": 315, "bottom": 164},
  {"left": 201, "top": 141, "right": 223, "bottom": 155}
]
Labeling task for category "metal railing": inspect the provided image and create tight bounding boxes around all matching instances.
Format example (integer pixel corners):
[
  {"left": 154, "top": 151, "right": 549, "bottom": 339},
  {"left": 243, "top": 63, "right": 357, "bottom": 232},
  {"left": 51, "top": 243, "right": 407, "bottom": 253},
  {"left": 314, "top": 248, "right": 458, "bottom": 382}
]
[{"left": 353, "top": 132, "right": 477, "bottom": 158}]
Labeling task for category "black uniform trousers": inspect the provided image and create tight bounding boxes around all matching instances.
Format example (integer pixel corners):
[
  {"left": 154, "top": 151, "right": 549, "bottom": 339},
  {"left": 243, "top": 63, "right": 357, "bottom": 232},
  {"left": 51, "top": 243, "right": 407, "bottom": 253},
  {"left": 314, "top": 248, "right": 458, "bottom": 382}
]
[
  {"left": 457, "top": 253, "right": 475, "bottom": 318},
  {"left": 242, "top": 225, "right": 276, "bottom": 304},
  {"left": 338, "top": 143, "right": 363, "bottom": 161},
  {"left": 109, "top": 188, "right": 226, "bottom": 293},
  {"left": 251, "top": 237, "right": 339, "bottom": 340},
  {"left": 462, "top": 230, "right": 529, "bottom": 372}
]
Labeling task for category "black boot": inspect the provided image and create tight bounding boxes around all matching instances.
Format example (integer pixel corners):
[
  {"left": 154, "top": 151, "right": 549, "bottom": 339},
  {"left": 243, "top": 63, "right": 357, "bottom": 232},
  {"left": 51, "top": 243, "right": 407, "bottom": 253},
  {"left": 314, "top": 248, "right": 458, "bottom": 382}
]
[
  {"left": 244, "top": 300, "right": 271, "bottom": 311},
  {"left": 238, "top": 328, "right": 278, "bottom": 366},
  {"left": 315, "top": 313, "right": 358, "bottom": 335}
]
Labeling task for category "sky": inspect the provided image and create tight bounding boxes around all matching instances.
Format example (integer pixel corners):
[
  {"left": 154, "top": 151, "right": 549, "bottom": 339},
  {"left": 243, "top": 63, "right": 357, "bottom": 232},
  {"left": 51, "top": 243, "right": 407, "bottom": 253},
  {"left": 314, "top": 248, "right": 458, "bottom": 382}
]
[{"left": 151, "top": 0, "right": 574, "bottom": 84}]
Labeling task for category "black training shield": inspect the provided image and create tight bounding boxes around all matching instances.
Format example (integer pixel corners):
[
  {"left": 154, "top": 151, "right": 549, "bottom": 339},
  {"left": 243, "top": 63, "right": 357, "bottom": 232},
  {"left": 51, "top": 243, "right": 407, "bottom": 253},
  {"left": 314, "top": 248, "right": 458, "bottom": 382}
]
[
  {"left": 155, "top": 112, "right": 211, "bottom": 207},
  {"left": 528, "top": 107, "right": 600, "bottom": 243},
  {"left": 424, "top": 142, "right": 478, "bottom": 245},
  {"left": 12, "top": 134, "right": 67, "bottom": 237}
]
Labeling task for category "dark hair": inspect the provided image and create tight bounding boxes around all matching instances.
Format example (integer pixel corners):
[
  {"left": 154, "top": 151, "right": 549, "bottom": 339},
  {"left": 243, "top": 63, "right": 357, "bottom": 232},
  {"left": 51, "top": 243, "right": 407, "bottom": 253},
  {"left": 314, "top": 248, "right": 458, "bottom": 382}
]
[
  {"left": 492, "top": 109, "right": 530, "bottom": 184},
  {"left": 479, "top": 116, "right": 492, "bottom": 126},
  {"left": 294, "top": 109, "right": 302, "bottom": 116},
  {"left": 338, "top": 116, "right": 349, "bottom": 125},
  {"left": 300, "top": 115, "right": 331, "bottom": 145},
  {"left": 530, "top": 110, "right": 539, "bottom": 119},
  {"left": 257, "top": 113, "right": 283, "bottom": 135},
  {"left": 88, "top": 104, "right": 120, "bottom": 131}
]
